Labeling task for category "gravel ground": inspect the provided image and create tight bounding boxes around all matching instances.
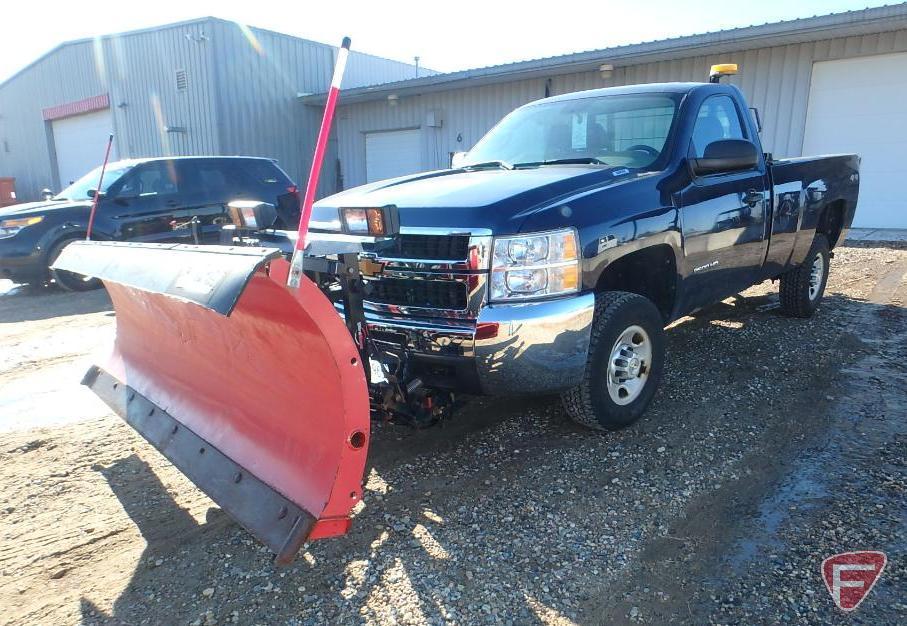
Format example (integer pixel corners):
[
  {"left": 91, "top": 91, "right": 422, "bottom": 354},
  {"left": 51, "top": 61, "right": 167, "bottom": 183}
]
[{"left": 0, "top": 241, "right": 905, "bottom": 625}]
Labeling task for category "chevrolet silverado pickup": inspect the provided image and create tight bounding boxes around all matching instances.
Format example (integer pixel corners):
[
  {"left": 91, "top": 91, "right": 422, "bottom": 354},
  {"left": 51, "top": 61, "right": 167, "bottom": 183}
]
[{"left": 255, "top": 77, "right": 860, "bottom": 430}]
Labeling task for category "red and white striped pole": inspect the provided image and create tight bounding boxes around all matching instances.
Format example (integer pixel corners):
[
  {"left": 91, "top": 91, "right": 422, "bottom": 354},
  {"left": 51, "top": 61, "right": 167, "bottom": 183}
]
[
  {"left": 86, "top": 133, "right": 114, "bottom": 240},
  {"left": 288, "top": 37, "right": 351, "bottom": 287}
]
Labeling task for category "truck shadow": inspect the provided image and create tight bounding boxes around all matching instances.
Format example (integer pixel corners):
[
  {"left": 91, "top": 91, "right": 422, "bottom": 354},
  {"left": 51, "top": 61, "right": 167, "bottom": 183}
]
[
  {"left": 0, "top": 283, "right": 112, "bottom": 323},
  {"left": 79, "top": 289, "right": 899, "bottom": 625}
]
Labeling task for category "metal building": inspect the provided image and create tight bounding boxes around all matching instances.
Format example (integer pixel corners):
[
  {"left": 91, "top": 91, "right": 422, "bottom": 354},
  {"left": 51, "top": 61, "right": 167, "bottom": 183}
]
[
  {"left": 0, "top": 17, "right": 424, "bottom": 201},
  {"left": 305, "top": 4, "right": 907, "bottom": 228}
]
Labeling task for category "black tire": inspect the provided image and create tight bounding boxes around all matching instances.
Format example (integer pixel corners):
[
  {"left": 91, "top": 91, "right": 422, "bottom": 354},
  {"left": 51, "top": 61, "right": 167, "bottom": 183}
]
[
  {"left": 48, "top": 238, "right": 102, "bottom": 292},
  {"left": 561, "top": 291, "right": 665, "bottom": 431},
  {"left": 779, "top": 234, "right": 829, "bottom": 318}
]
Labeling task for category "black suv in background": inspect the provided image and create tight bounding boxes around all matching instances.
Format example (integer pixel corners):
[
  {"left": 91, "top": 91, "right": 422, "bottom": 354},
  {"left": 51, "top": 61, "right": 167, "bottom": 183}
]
[{"left": 0, "top": 156, "right": 299, "bottom": 290}]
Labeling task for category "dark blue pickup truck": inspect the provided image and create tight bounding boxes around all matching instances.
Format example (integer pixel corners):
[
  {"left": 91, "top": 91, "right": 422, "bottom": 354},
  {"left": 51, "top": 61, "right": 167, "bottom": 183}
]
[{"left": 293, "top": 77, "right": 860, "bottom": 429}]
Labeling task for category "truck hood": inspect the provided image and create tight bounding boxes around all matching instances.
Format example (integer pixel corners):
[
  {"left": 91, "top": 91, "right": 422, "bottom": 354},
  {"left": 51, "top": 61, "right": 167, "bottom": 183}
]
[
  {"left": 313, "top": 167, "right": 637, "bottom": 234},
  {"left": 0, "top": 199, "right": 90, "bottom": 218}
]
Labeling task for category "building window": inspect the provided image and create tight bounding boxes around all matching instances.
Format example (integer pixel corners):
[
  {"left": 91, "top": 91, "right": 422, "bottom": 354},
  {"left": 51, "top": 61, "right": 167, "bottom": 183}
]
[{"left": 175, "top": 69, "right": 188, "bottom": 91}]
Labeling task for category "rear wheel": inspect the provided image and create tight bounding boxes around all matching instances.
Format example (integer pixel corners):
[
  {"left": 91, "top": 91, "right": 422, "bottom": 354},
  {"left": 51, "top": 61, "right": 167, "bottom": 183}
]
[
  {"left": 562, "top": 291, "right": 665, "bottom": 431},
  {"left": 779, "top": 234, "right": 829, "bottom": 318},
  {"left": 48, "top": 237, "right": 102, "bottom": 292}
]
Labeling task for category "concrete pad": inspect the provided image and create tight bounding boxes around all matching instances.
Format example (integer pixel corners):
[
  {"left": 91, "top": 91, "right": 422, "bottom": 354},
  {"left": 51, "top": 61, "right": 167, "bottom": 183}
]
[{"left": 847, "top": 228, "right": 907, "bottom": 242}]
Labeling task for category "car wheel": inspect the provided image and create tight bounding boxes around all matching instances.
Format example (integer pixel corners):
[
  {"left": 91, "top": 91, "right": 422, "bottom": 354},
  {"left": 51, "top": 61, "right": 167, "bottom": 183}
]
[
  {"left": 779, "top": 234, "right": 829, "bottom": 318},
  {"left": 561, "top": 291, "right": 665, "bottom": 431},
  {"left": 48, "top": 238, "right": 102, "bottom": 292}
]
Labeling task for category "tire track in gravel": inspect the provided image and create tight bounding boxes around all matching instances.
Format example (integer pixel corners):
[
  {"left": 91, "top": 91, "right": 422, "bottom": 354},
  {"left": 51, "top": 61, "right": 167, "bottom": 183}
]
[
  {"left": 592, "top": 254, "right": 907, "bottom": 625},
  {"left": 1, "top": 245, "right": 904, "bottom": 626}
]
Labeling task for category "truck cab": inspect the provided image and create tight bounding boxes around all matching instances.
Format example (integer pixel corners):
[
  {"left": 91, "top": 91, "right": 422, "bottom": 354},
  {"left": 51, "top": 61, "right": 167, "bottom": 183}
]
[{"left": 285, "top": 74, "right": 859, "bottom": 429}]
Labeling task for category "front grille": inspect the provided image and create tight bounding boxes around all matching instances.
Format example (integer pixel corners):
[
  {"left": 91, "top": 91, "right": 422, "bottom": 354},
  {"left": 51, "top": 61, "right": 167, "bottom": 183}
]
[
  {"left": 363, "top": 277, "right": 468, "bottom": 310},
  {"left": 395, "top": 234, "right": 469, "bottom": 260}
]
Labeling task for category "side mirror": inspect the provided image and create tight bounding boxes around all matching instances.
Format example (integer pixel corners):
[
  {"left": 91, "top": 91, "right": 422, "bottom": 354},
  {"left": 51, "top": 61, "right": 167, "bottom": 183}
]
[
  {"left": 690, "top": 139, "right": 758, "bottom": 176},
  {"left": 450, "top": 151, "right": 468, "bottom": 169},
  {"left": 227, "top": 200, "right": 278, "bottom": 230},
  {"left": 86, "top": 189, "right": 105, "bottom": 199}
]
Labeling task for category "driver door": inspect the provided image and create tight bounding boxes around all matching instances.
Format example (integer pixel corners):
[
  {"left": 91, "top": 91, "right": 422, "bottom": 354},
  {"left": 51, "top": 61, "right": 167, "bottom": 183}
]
[
  {"left": 107, "top": 161, "right": 192, "bottom": 243},
  {"left": 678, "top": 95, "right": 768, "bottom": 313}
]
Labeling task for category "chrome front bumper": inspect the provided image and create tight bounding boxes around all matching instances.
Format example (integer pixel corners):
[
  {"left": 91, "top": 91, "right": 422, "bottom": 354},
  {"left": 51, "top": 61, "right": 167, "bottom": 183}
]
[{"left": 363, "top": 292, "right": 596, "bottom": 395}]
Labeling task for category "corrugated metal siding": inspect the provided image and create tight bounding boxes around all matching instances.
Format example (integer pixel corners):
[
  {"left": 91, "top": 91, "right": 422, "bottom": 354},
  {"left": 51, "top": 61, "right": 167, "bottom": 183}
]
[
  {"left": 0, "top": 17, "right": 420, "bottom": 201},
  {"left": 335, "top": 28, "right": 907, "bottom": 190},
  {"left": 210, "top": 20, "right": 424, "bottom": 197},
  {"left": 0, "top": 42, "right": 105, "bottom": 199},
  {"left": 105, "top": 21, "right": 221, "bottom": 159},
  {"left": 344, "top": 51, "right": 428, "bottom": 89},
  {"left": 333, "top": 78, "right": 549, "bottom": 188},
  {"left": 0, "top": 20, "right": 221, "bottom": 200}
]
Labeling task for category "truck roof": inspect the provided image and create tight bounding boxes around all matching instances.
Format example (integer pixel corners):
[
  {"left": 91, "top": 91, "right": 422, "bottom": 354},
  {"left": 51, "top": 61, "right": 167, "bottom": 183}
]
[
  {"left": 538, "top": 82, "right": 715, "bottom": 104},
  {"left": 103, "top": 155, "right": 278, "bottom": 169}
]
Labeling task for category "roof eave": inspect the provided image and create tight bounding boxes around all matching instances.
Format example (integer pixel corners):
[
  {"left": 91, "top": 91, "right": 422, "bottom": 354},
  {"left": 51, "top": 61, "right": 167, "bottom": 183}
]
[{"left": 301, "top": 3, "right": 907, "bottom": 106}]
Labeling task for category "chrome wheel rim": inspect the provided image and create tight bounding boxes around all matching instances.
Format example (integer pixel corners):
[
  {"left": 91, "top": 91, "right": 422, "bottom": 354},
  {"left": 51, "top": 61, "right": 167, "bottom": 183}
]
[
  {"left": 808, "top": 253, "right": 825, "bottom": 300},
  {"left": 606, "top": 325, "right": 651, "bottom": 406}
]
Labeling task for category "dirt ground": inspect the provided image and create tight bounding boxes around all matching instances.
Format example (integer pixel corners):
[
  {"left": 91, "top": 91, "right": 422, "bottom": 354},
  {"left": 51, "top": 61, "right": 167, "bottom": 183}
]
[{"left": 0, "top": 241, "right": 905, "bottom": 625}]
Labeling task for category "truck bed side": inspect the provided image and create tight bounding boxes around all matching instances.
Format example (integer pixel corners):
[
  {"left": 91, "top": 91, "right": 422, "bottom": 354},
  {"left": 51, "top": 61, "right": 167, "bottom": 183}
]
[{"left": 764, "top": 153, "right": 860, "bottom": 278}]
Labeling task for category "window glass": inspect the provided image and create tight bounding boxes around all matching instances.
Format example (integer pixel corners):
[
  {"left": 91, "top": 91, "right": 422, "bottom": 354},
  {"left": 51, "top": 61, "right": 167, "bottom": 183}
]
[
  {"left": 464, "top": 94, "right": 680, "bottom": 169},
  {"left": 237, "top": 159, "right": 293, "bottom": 190},
  {"left": 115, "top": 161, "right": 180, "bottom": 197},
  {"left": 53, "top": 163, "right": 135, "bottom": 201},
  {"left": 177, "top": 160, "right": 235, "bottom": 202},
  {"left": 691, "top": 95, "right": 745, "bottom": 157}
]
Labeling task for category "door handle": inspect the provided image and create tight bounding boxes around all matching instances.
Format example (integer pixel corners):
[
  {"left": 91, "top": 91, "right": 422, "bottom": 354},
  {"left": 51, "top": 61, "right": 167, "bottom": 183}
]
[
  {"left": 166, "top": 199, "right": 178, "bottom": 207},
  {"left": 743, "top": 189, "right": 763, "bottom": 206}
]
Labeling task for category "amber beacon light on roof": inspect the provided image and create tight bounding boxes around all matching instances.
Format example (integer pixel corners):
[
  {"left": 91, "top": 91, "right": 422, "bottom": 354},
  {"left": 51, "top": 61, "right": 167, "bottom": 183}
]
[{"left": 709, "top": 63, "right": 738, "bottom": 83}]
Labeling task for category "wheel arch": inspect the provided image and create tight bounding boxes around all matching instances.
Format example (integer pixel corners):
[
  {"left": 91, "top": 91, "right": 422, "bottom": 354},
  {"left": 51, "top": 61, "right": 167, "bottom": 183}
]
[
  {"left": 816, "top": 198, "right": 847, "bottom": 249},
  {"left": 593, "top": 243, "right": 679, "bottom": 322}
]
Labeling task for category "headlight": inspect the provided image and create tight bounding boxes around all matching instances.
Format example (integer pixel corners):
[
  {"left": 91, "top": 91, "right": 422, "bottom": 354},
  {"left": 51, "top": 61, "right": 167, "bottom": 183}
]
[
  {"left": 490, "top": 228, "right": 579, "bottom": 301},
  {"left": 339, "top": 206, "right": 400, "bottom": 237},
  {"left": 0, "top": 215, "right": 44, "bottom": 239}
]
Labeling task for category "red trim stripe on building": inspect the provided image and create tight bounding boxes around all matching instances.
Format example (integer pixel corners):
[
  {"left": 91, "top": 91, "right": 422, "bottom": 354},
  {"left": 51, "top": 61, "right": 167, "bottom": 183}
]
[{"left": 42, "top": 94, "right": 110, "bottom": 121}]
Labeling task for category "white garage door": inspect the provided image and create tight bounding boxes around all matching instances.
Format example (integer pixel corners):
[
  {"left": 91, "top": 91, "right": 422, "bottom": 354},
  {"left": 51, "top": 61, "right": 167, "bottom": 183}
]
[
  {"left": 365, "top": 129, "right": 422, "bottom": 183},
  {"left": 52, "top": 109, "right": 116, "bottom": 188},
  {"left": 802, "top": 52, "right": 907, "bottom": 228}
]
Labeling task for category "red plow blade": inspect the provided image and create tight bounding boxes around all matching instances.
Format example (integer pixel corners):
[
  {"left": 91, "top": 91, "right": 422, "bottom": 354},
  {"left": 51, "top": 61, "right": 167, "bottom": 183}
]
[{"left": 54, "top": 241, "right": 369, "bottom": 563}]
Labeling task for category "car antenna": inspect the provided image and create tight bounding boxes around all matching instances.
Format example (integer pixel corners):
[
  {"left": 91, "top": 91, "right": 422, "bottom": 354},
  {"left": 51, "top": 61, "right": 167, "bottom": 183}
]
[{"left": 85, "top": 133, "right": 114, "bottom": 240}]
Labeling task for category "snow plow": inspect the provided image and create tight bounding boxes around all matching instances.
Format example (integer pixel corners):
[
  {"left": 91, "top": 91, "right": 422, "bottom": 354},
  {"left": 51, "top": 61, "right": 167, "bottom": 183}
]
[
  {"left": 51, "top": 37, "right": 403, "bottom": 564},
  {"left": 57, "top": 240, "right": 371, "bottom": 563}
]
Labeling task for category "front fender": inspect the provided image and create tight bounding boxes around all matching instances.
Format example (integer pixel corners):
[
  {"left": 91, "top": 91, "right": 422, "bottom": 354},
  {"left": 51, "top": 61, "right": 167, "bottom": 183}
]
[{"left": 582, "top": 208, "right": 683, "bottom": 292}]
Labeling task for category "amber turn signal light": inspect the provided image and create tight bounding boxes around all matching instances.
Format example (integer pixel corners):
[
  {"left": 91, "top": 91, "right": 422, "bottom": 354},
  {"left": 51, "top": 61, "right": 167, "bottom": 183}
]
[{"left": 339, "top": 205, "right": 400, "bottom": 237}]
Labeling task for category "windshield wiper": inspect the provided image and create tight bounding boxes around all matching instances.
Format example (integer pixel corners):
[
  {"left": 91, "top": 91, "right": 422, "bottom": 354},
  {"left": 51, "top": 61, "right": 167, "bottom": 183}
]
[
  {"left": 461, "top": 160, "right": 513, "bottom": 170},
  {"left": 515, "top": 157, "right": 609, "bottom": 167}
]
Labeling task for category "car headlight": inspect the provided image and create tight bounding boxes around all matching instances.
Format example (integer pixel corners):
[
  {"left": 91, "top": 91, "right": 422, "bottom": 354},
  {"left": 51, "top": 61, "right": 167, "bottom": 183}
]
[
  {"left": 0, "top": 215, "right": 44, "bottom": 239},
  {"left": 490, "top": 228, "right": 579, "bottom": 302},
  {"left": 339, "top": 206, "right": 400, "bottom": 237}
]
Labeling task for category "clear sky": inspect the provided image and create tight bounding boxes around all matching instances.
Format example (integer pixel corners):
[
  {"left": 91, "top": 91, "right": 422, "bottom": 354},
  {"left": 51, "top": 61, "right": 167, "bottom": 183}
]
[{"left": 0, "top": 0, "right": 896, "bottom": 82}]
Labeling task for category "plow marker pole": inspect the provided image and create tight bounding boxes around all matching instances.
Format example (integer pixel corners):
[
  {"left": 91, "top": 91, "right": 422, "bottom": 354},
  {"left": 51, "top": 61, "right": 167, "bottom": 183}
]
[
  {"left": 86, "top": 133, "right": 114, "bottom": 240},
  {"left": 289, "top": 37, "right": 351, "bottom": 287}
]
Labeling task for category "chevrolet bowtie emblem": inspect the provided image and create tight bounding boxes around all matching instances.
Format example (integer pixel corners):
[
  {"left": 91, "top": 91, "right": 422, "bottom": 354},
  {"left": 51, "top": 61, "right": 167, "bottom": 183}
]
[{"left": 358, "top": 259, "right": 386, "bottom": 276}]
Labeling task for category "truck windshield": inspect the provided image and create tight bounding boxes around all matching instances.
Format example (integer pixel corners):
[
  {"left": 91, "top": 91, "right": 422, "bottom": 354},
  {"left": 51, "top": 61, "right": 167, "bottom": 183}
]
[
  {"left": 54, "top": 163, "right": 135, "bottom": 201},
  {"left": 463, "top": 93, "right": 679, "bottom": 170}
]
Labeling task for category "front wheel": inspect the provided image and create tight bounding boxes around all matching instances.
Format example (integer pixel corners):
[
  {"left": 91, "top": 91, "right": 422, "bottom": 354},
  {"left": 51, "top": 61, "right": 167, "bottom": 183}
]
[
  {"left": 562, "top": 291, "right": 665, "bottom": 431},
  {"left": 779, "top": 234, "right": 829, "bottom": 318},
  {"left": 48, "top": 238, "right": 102, "bottom": 292}
]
